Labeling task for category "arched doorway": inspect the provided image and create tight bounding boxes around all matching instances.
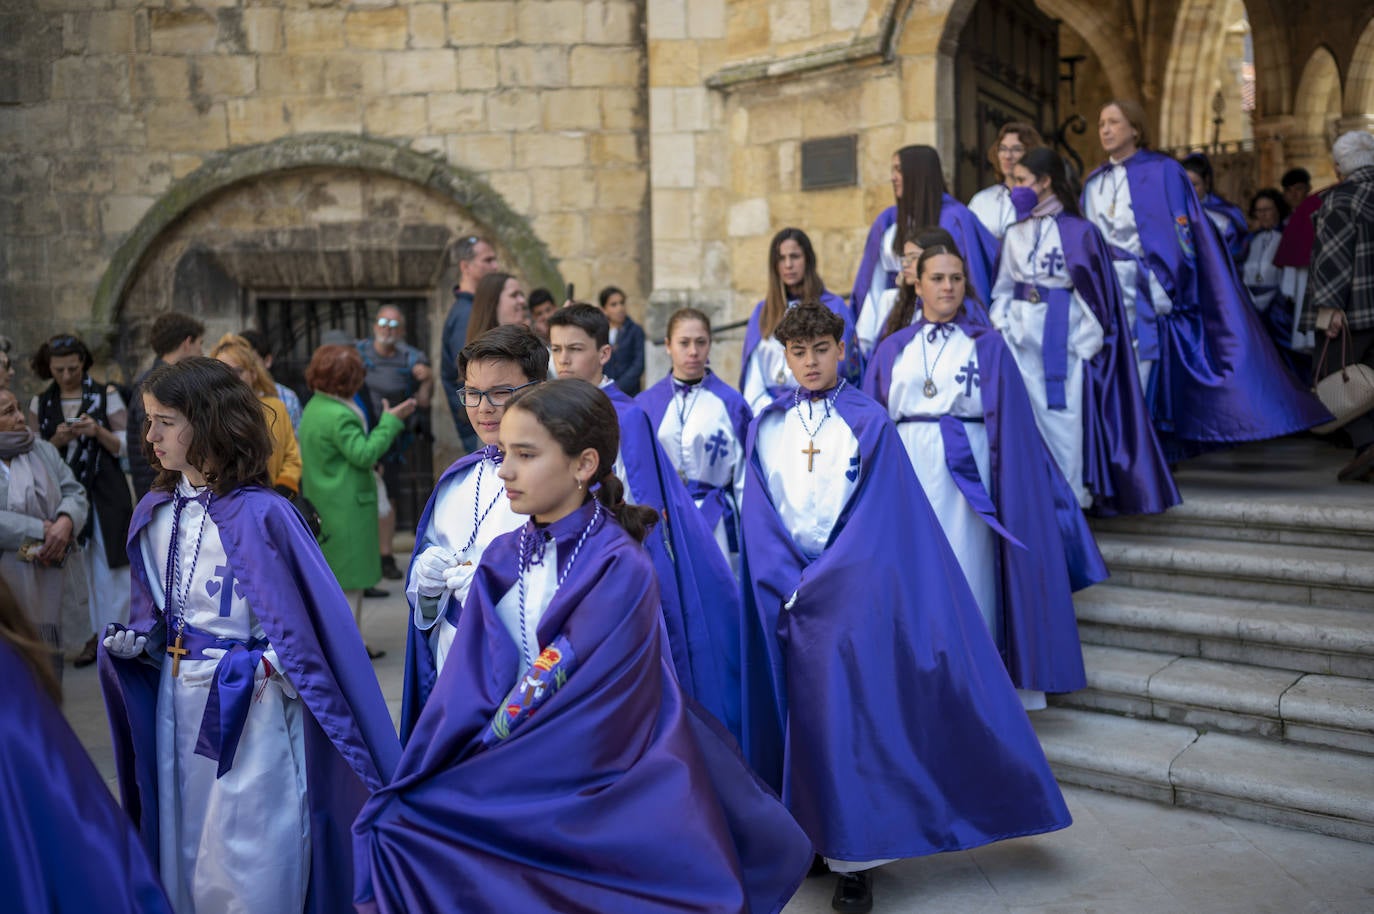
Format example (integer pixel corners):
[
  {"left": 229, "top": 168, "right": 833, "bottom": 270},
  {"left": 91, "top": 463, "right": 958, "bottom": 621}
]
[
  {"left": 1345, "top": 16, "right": 1374, "bottom": 123},
  {"left": 1292, "top": 47, "right": 1344, "bottom": 185},
  {"left": 1159, "top": 0, "right": 1256, "bottom": 150}
]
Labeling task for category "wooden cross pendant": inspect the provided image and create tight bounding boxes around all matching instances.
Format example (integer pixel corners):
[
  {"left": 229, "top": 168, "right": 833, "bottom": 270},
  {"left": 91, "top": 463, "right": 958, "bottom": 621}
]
[
  {"left": 802, "top": 439, "right": 821, "bottom": 472},
  {"left": 168, "top": 632, "right": 189, "bottom": 677}
]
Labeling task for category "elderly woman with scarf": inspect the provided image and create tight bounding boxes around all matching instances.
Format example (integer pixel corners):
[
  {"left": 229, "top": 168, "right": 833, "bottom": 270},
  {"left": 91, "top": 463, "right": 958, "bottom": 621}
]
[
  {"left": 28, "top": 334, "right": 133, "bottom": 667},
  {"left": 0, "top": 388, "right": 88, "bottom": 681}
]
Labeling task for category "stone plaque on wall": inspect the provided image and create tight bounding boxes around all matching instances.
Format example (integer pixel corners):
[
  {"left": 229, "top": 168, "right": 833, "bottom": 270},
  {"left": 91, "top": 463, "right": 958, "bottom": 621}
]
[{"left": 800, "top": 136, "right": 858, "bottom": 190}]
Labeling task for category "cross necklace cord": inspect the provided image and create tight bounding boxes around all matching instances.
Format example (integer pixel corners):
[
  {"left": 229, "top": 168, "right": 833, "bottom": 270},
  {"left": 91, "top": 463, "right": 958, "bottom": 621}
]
[
  {"left": 793, "top": 380, "right": 846, "bottom": 472},
  {"left": 920, "top": 323, "right": 955, "bottom": 398},
  {"left": 1103, "top": 165, "right": 1129, "bottom": 219},
  {"left": 459, "top": 452, "right": 505, "bottom": 556},
  {"left": 673, "top": 377, "right": 701, "bottom": 481},
  {"left": 164, "top": 489, "right": 212, "bottom": 677}
]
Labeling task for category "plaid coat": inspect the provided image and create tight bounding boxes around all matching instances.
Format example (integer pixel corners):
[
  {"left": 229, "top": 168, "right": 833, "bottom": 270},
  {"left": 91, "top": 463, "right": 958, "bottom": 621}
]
[{"left": 1301, "top": 165, "right": 1374, "bottom": 333}]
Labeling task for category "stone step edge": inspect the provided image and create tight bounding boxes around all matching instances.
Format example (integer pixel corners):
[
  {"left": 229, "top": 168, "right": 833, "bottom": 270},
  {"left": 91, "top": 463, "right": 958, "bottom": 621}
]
[
  {"left": 1034, "top": 709, "right": 1374, "bottom": 841},
  {"left": 1094, "top": 495, "right": 1374, "bottom": 536},
  {"left": 1094, "top": 534, "right": 1374, "bottom": 591},
  {"left": 1073, "top": 586, "right": 1374, "bottom": 656}
]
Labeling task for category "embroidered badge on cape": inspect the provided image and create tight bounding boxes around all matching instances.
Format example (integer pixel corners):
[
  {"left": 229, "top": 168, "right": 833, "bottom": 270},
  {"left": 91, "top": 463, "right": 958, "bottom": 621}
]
[
  {"left": 483, "top": 635, "right": 577, "bottom": 746},
  {"left": 1174, "top": 215, "right": 1195, "bottom": 260}
]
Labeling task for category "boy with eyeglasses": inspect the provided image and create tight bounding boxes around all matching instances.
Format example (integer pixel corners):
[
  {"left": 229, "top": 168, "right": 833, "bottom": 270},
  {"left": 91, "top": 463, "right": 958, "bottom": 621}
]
[{"left": 399, "top": 325, "right": 546, "bottom": 742}]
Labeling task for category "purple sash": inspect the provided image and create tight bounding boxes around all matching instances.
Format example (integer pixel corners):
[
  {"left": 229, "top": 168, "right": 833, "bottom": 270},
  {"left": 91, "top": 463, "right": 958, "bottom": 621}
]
[
  {"left": 173, "top": 622, "right": 270, "bottom": 779},
  {"left": 1013, "top": 281, "right": 1072, "bottom": 410}
]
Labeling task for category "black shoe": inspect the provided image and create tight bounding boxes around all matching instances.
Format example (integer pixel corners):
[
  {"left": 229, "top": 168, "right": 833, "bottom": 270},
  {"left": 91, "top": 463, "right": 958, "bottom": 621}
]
[
  {"left": 380, "top": 555, "right": 403, "bottom": 580},
  {"left": 808, "top": 854, "right": 829, "bottom": 878},
  {"left": 1337, "top": 444, "right": 1374, "bottom": 482},
  {"left": 831, "top": 871, "right": 873, "bottom": 914},
  {"left": 363, "top": 586, "right": 390, "bottom": 598},
  {"left": 73, "top": 635, "right": 98, "bottom": 668}
]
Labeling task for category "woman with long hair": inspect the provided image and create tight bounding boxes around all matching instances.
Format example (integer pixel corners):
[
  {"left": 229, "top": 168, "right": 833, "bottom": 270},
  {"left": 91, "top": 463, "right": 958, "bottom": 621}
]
[
  {"left": 739, "top": 227, "right": 861, "bottom": 413},
  {"left": 990, "top": 147, "right": 1179, "bottom": 515},
  {"left": 850, "top": 144, "right": 999, "bottom": 322},
  {"left": 967, "top": 121, "right": 1045, "bottom": 239},
  {"left": 856, "top": 224, "right": 957, "bottom": 358},
  {"left": 355, "top": 379, "right": 811, "bottom": 913},
  {"left": 210, "top": 333, "right": 302, "bottom": 495},
  {"left": 866, "top": 246, "right": 1106, "bottom": 710},
  {"left": 1082, "top": 99, "right": 1328, "bottom": 461},
  {"left": 464, "top": 271, "right": 530, "bottom": 345},
  {"left": 27, "top": 333, "right": 132, "bottom": 666},
  {"left": 99, "top": 357, "right": 399, "bottom": 914}
]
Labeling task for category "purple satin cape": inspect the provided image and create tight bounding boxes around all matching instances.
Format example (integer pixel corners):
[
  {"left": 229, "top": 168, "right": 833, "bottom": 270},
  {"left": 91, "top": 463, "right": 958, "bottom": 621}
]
[
  {"left": 739, "top": 385, "right": 1070, "bottom": 859},
  {"left": 1056, "top": 213, "right": 1182, "bottom": 516},
  {"left": 849, "top": 200, "right": 1001, "bottom": 314},
  {"left": 1202, "top": 193, "right": 1250, "bottom": 262},
  {"left": 353, "top": 503, "right": 812, "bottom": 914},
  {"left": 605, "top": 383, "right": 744, "bottom": 739},
  {"left": 867, "top": 317, "right": 1104, "bottom": 692},
  {"left": 0, "top": 641, "right": 174, "bottom": 913},
  {"left": 1083, "top": 150, "right": 1330, "bottom": 460},
  {"left": 98, "top": 486, "right": 401, "bottom": 914},
  {"left": 738, "top": 290, "right": 864, "bottom": 394},
  {"left": 400, "top": 448, "right": 485, "bottom": 743}
]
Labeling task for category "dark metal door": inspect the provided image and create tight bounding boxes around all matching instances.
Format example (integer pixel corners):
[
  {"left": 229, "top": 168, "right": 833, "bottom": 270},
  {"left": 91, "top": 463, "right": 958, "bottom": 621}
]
[
  {"left": 254, "top": 295, "right": 433, "bottom": 531},
  {"left": 954, "top": 0, "right": 1060, "bottom": 201}
]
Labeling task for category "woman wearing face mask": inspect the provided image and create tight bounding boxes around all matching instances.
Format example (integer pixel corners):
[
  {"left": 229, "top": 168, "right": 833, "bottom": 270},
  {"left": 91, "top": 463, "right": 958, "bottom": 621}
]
[
  {"left": 865, "top": 246, "right": 1105, "bottom": 710},
  {"left": 990, "top": 148, "right": 1179, "bottom": 516},
  {"left": 1082, "top": 99, "right": 1329, "bottom": 461},
  {"left": 967, "top": 122, "right": 1044, "bottom": 240}
]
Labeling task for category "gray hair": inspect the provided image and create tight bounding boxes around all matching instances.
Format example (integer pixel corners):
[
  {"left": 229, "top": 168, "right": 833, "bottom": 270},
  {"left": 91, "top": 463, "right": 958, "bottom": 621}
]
[
  {"left": 1332, "top": 131, "right": 1374, "bottom": 176},
  {"left": 451, "top": 234, "right": 490, "bottom": 264}
]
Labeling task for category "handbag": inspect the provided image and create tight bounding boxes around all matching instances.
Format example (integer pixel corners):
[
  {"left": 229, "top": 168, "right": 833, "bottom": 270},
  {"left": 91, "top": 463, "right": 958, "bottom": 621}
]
[{"left": 1311, "top": 327, "right": 1374, "bottom": 434}]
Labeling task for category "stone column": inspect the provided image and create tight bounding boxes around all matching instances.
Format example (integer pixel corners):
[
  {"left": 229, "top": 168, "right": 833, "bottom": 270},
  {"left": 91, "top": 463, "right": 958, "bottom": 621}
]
[{"left": 1251, "top": 114, "right": 1295, "bottom": 188}]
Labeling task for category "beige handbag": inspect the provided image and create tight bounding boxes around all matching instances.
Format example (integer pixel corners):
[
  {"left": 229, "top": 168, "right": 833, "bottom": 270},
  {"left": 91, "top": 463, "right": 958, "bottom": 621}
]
[{"left": 1311, "top": 327, "right": 1374, "bottom": 434}]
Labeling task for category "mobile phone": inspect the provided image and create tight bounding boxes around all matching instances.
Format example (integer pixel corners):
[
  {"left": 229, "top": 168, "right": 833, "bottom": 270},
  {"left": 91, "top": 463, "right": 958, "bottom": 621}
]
[
  {"left": 565, "top": 283, "right": 575, "bottom": 303},
  {"left": 64, "top": 417, "right": 78, "bottom": 424}
]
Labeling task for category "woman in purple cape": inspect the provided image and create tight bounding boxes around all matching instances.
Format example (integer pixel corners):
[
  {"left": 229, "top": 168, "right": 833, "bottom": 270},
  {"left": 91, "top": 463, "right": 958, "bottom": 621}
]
[
  {"left": 1082, "top": 100, "right": 1329, "bottom": 461},
  {"left": 354, "top": 380, "right": 811, "bottom": 914}
]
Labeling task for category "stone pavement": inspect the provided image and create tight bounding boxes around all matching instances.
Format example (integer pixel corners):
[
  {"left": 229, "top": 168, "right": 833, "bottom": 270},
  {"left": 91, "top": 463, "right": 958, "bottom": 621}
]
[{"left": 60, "top": 577, "right": 1374, "bottom": 914}]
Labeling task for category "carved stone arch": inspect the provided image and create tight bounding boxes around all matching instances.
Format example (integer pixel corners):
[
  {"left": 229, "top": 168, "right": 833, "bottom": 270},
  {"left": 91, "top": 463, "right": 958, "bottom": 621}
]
[
  {"left": 1295, "top": 46, "right": 1343, "bottom": 139},
  {"left": 1033, "top": 0, "right": 1140, "bottom": 102},
  {"left": 93, "top": 132, "right": 562, "bottom": 328},
  {"left": 1345, "top": 15, "right": 1374, "bottom": 117}
]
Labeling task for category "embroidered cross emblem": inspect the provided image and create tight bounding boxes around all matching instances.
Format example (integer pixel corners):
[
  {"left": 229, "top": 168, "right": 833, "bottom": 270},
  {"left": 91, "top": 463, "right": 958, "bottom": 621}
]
[
  {"left": 1040, "top": 247, "right": 1065, "bottom": 278},
  {"left": 207, "top": 564, "right": 245, "bottom": 618},
  {"left": 846, "top": 454, "right": 860, "bottom": 482},
  {"left": 956, "top": 360, "right": 980, "bottom": 398},
  {"left": 704, "top": 430, "right": 729, "bottom": 467}
]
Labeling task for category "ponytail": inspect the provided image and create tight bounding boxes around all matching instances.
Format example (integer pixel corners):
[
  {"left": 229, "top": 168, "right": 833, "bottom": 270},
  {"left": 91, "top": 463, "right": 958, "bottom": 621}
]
[{"left": 591, "top": 474, "right": 659, "bottom": 544}]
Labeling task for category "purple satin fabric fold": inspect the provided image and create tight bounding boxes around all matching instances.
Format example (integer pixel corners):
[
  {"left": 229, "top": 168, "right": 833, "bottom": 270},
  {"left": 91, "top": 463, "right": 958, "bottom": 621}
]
[
  {"left": 1014, "top": 282, "right": 1072, "bottom": 409},
  {"left": 849, "top": 205, "right": 897, "bottom": 316},
  {"left": 192, "top": 638, "right": 267, "bottom": 778}
]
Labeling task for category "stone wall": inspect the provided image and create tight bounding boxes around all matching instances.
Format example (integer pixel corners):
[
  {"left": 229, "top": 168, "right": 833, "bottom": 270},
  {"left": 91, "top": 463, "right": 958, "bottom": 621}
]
[{"left": 0, "top": 0, "right": 648, "bottom": 399}]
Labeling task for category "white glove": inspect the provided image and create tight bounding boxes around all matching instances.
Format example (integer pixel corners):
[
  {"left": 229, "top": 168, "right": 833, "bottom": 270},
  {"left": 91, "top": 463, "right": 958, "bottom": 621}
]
[
  {"left": 444, "top": 560, "right": 477, "bottom": 605},
  {"left": 412, "top": 545, "right": 460, "bottom": 598},
  {"left": 784, "top": 590, "right": 798, "bottom": 611},
  {"left": 103, "top": 625, "right": 148, "bottom": 659}
]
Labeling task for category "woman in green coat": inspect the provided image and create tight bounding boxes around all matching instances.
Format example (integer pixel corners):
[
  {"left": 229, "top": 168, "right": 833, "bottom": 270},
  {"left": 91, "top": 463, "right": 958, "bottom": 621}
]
[{"left": 298, "top": 344, "right": 416, "bottom": 659}]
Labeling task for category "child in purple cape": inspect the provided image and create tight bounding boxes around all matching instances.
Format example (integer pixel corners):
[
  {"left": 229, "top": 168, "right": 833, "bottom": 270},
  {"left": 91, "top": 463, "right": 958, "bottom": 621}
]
[{"left": 354, "top": 379, "right": 811, "bottom": 914}]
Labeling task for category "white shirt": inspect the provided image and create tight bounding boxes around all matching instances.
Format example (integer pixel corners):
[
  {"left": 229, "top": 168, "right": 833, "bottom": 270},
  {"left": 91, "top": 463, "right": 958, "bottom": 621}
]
[{"left": 968, "top": 183, "right": 1017, "bottom": 239}]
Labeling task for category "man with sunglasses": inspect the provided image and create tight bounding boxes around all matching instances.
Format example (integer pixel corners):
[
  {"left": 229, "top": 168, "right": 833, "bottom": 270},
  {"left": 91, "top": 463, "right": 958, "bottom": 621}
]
[
  {"left": 398, "top": 325, "right": 547, "bottom": 742},
  {"left": 357, "top": 304, "right": 433, "bottom": 582}
]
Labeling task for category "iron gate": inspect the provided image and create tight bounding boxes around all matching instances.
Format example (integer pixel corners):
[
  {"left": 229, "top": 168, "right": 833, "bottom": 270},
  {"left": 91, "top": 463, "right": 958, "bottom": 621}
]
[{"left": 253, "top": 294, "right": 434, "bottom": 531}]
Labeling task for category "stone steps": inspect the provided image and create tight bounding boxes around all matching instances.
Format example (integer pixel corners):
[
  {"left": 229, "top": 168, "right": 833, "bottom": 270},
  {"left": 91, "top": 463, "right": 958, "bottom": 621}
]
[
  {"left": 1032, "top": 707, "right": 1374, "bottom": 844},
  {"left": 1093, "top": 533, "right": 1374, "bottom": 611},
  {"left": 1092, "top": 491, "right": 1374, "bottom": 550},
  {"left": 1074, "top": 584, "right": 1374, "bottom": 678},
  {"left": 1053, "top": 644, "right": 1374, "bottom": 755}
]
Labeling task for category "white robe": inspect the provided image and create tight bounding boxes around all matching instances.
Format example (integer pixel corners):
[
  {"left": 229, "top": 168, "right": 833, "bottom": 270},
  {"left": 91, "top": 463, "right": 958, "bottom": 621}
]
[
  {"left": 968, "top": 183, "right": 1017, "bottom": 240},
  {"left": 859, "top": 223, "right": 902, "bottom": 323},
  {"left": 856, "top": 287, "right": 899, "bottom": 361},
  {"left": 742, "top": 334, "right": 791, "bottom": 416},
  {"left": 990, "top": 216, "right": 1105, "bottom": 508},
  {"left": 653, "top": 382, "right": 746, "bottom": 570},
  {"left": 408, "top": 455, "right": 523, "bottom": 677},
  {"left": 492, "top": 530, "right": 558, "bottom": 684},
  {"left": 143, "top": 479, "right": 308, "bottom": 914},
  {"left": 883, "top": 326, "right": 1045, "bottom": 711},
  {"left": 1243, "top": 228, "right": 1283, "bottom": 313},
  {"left": 1083, "top": 160, "right": 1172, "bottom": 386}
]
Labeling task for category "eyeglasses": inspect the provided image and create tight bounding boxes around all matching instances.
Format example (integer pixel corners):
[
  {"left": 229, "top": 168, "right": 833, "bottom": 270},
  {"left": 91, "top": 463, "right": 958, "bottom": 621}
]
[
  {"left": 456, "top": 381, "right": 538, "bottom": 407},
  {"left": 997, "top": 145, "right": 1025, "bottom": 156},
  {"left": 376, "top": 318, "right": 401, "bottom": 329}
]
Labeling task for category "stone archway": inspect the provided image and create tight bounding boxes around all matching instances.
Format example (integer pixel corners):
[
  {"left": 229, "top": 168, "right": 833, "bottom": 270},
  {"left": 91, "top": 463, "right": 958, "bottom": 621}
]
[
  {"left": 1345, "top": 16, "right": 1374, "bottom": 120},
  {"left": 1159, "top": 0, "right": 1259, "bottom": 148},
  {"left": 1290, "top": 47, "right": 1344, "bottom": 185},
  {"left": 94, "top": 132, "right": 562, "bottom": 329}
]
